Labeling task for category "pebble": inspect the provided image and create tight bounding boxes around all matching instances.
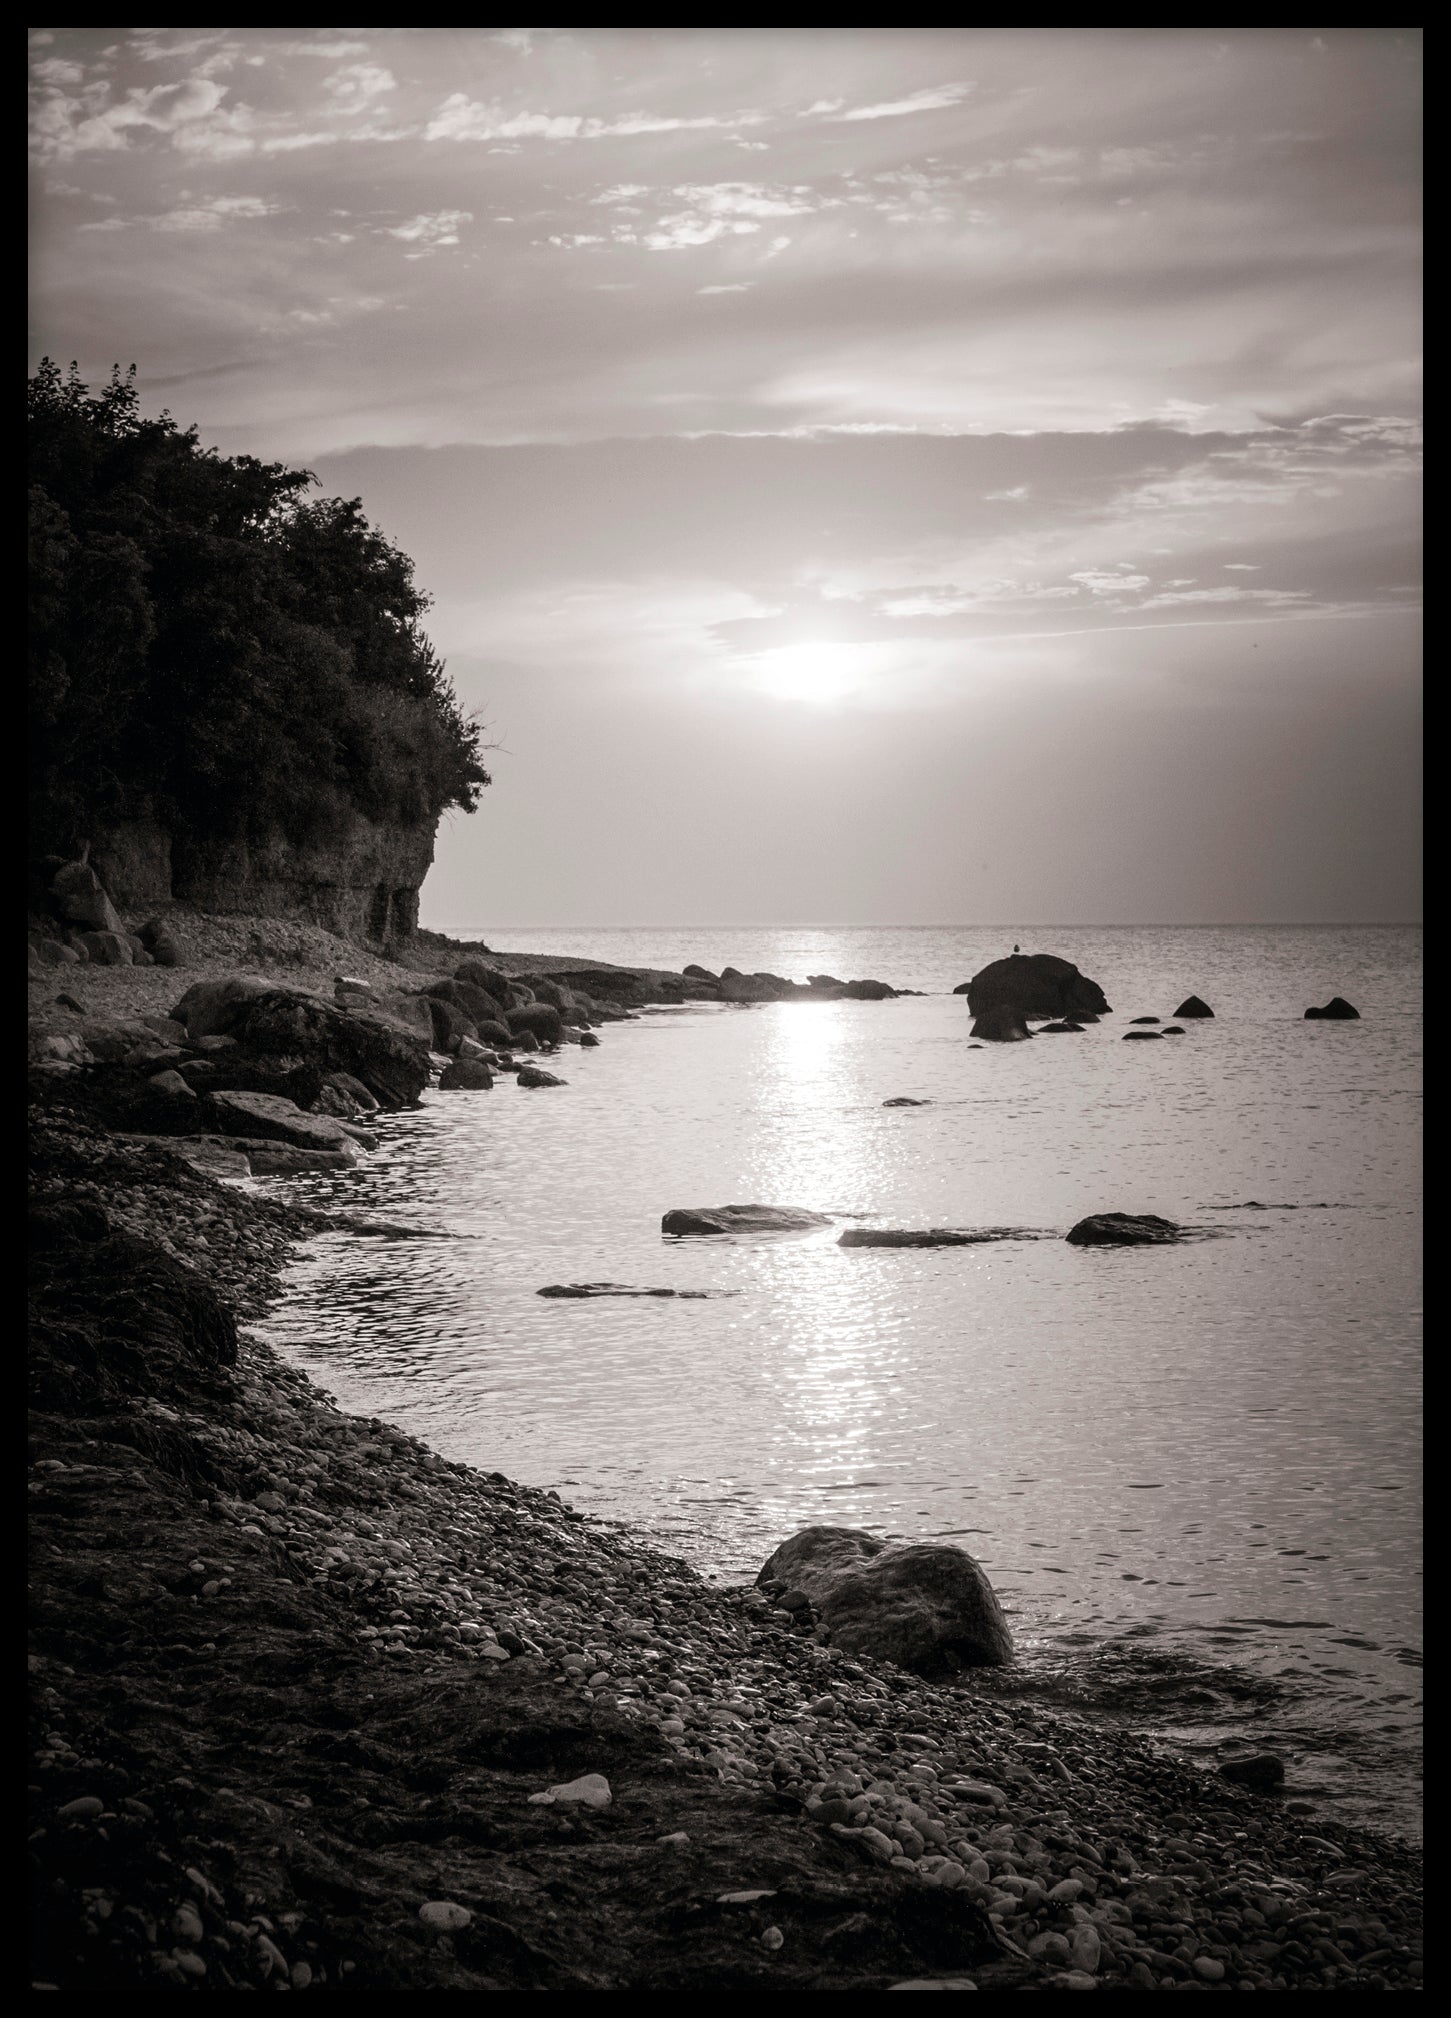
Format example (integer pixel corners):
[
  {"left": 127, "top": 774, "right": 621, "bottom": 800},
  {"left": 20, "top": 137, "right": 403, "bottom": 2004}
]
[
  {"left": 528, "top": 1773, "right": 612, "bottom": 1810},
  {"left": 1193, "top": 1956, "right": 1226, "bottom": 1982},
  {"left": 57, "top": 1796, "right": 104, "bottom": 1821},
  {"left": 759, "top": 1926, "right": 784, "bottom": 1951},
  {"left": 419, "top": 1901, "right": 473, "bottom": 1932}
]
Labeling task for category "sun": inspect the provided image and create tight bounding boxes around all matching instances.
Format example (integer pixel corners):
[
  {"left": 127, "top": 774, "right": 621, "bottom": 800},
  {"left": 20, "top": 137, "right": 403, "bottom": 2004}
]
[{"left": 752, "top": 640, "right": 858, "bottom": 706}]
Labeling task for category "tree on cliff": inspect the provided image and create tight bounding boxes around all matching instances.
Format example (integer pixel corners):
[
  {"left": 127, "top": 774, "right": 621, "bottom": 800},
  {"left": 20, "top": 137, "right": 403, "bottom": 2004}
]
[{"left": 28, "top": 359, "right": 491, "bottom": 858}]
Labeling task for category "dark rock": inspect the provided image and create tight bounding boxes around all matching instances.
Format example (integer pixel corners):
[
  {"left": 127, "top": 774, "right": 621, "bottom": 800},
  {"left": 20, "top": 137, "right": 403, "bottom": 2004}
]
[
  {"left": 808, "top": 974, "right": 845, "bottom": 990},
  {"left": 236, "top": 989, "right": 431, "bottom": 1107},
  {"left": 76, "top": 930, "right": 133, "bottom": 966},
  {"left": 321, "top": 1070, "right": 379, "bottom": 1113},
  {"left": 526, "top": 977, "right": 574, "bottom": 1013},
  {"left": 579, "top": 1032, "right": 601, "bottom": 1048},
  {"left": 1174, "top": 996, "right": 1214, "bottom": 1018},
  {"left": 1122, "top": 1030, "right": 1163, "bottom": 1041},
  {"left": 512, "top": 1028, "right": 540, "bottom": 1052},
  {"left": 838, "top": 1228, "right": 1025, "bottom": 1248},
  {"left": 439, "top": 1059, "right": 495, "bottom": 1090},
  {"left": 963, "top": 953, "right": 1110, "bottom": 1022},
  {"left": 1162, "top": 1026, "right": 1185, "bottom": 1035},
  {"left": 455, "top": 959, "right": 512, "bottom": 999},
  {"left": 1305, "top": 997, "right": 1360, "bottom": 1020},
  {"left": 1065, "top": 1213, "right": 1181, "bottom": 1246},
  {"left": 683, "top": 963, "right": 719, "bottom": 981},
  {"left": 757, "top": 1527, "right": 1012, "bottom": 1675},
  {"left": 969, "top": 1004, "right": 1033, "bottom": 1042},
  {"left": 246, "top": 1142, "right": 361, "bottom": 1175},
  {"left": 476, "top": 1018, "right": 514, "bottom": 1047},
  {"left": 507, "top": 1003, "right": 565, "bottom": 1047},
  {"left": 428, "top": 978, "right": 507, "bottom": 1026},
  {"left": 1039, "top": 1021, "right": 1084, "bottom": 1033},
  {"left": 536, "top": 1283, "right": 723, "bottom": 1299},
  {"left": 55, "top": 993, "right": 86, "bottom": 1014},
  {"left": 205, "top": 1089, "right": 365, "bottom": 1154},
  {"left": 882, "top": 1097, "right": 931, "bottom": 1107},
  {"left": 841, "top": 978, "right": 899, "bottom": 1000},
  {"left": 147, "top": 1068, "right": 196, "bottom": 1100},
  {"left": 663, "top": 1204, "right": 834, "bottom": 1237},
  {"left": 170, "top": 975, "right": 276, "bottom": 1039},
  {"left": 31, "top": 936, "right": 80, "bottom": 966},
  {"left": 50, "top": 859, "right": 123, "bottom": 935},
  {"left": 428, "top": 995, "right": 475, "bottom": 1054},
  {"left": 1218, "top": 1752, "right": 1286, "bottom": 1792},
  {"left": 516, "top": 1066, "right": 566, "bottom": 1088},
  {"left": 1129, "top": 1015, "right": 1161, "bottom": 1024}
]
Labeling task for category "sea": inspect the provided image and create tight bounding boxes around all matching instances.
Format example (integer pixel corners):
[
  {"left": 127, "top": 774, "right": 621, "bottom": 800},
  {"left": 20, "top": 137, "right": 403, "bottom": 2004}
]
[{"left": 254, "top": 925, "right": 1422, "bottom": 1842}]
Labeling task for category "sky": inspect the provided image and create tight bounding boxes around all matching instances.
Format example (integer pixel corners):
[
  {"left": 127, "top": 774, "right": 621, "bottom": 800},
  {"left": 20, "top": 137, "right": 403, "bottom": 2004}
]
[{"left": 29, "top": 27, "right": 1421, "bottom": 926}]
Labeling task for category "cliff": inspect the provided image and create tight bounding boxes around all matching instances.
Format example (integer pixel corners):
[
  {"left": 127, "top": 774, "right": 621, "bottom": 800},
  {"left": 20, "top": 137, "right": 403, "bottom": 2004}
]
[{"left": 87, "top": 814, "right": 437, "bottom": 947}]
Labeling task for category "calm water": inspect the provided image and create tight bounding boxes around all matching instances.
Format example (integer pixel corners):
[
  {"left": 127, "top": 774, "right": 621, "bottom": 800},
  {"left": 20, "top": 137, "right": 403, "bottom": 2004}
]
[{"left": 256, "top": 926, "right": 1421, "bottom": 1838}]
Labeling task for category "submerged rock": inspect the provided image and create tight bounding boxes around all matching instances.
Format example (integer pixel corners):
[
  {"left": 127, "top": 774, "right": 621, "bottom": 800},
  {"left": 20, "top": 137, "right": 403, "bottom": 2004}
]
[
  {"left": 662, "top": 1204, "right": 834, "bottom": 1236},
  {"left": 838, "top": 1228, "right": 1025, "bottom": 1248},
  {"left": 536, "top": 1283, "right": 725, "bottom": 1299},
  {"left": 1218, "top": 1752, "right": 1286, "bottom": 1792},
  {"left": 962, "top": 953, "right": 1111, "bottom": 1022},
  {"left": 1305, "top": 997, "right": 1360, "bottom": 1020},
  {"left": 1122, "top": 1030, "right": 1163, "bottom": 1041},
  {"left": 1039, "top": 1021, "right": 1084, "bottom": 1034},
  {"left": 516, "top": 1065, "right": 566, "bottom": 1088},
  {"left": 882, "top": 1097, "right": 931, "bottom": 1107},
  {"left": 1065, "top": 1213, "right": 1181, "bottom": 1246},
  {"left": 1129, "top": 1015, "right": 1160, "bottom": 1025},
  {"left": 757, "top": 1526, "right": 1013, "bottom": 1674},
  {"left": 205, "top": 1088, "right": 367, "bottom": 1153},
  {"left": 1174, "top": 995, "right": 1214, "bottom": 1018}
]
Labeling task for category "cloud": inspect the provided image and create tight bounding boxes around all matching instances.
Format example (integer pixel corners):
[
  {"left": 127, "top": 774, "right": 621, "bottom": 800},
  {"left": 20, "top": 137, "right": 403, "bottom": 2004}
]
[
  {"left": 423, "top": 93, "right": 765, "bottom": 143},
  {"left": 825, "top": 82, "right": 974, "bottom": 122},
  {"left": 384, "top": 209, "right": 473, "bottom": 247},
  {"left": 321, "top": 63, "right": 396, "bottom": 114}
]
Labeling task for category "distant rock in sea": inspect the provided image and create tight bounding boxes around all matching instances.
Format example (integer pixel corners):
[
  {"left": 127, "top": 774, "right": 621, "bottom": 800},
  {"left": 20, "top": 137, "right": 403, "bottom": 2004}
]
[
  {"left": 662, "top": 1204, "right": 833, "bottom": 1236},
  {"left": 1174, "top": 995, "right": 1214, "bottom": 1018},
  {"left": 1065, "top": 1213, "right": 1182, "bottom": 1246},
  {"left": 1305, "top": 997, "right": 1360, "bottom": 1020}
]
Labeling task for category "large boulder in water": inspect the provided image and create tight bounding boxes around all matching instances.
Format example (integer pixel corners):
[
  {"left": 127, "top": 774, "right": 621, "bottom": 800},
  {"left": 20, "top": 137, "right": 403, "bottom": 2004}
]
[
  {"left": 757, "top": 1526, "right": 1012, "bottom": 1675},
  {"left": 1174, "top": 995, "right": 1214, "bottom": 1018},
  {"left": 963, "top": 953, "right": 1111, "bottom": 1022},
  {"left": 1304, "top": 997, "right": 1360, "bottom": 1020},
  {"left": 1066, "top": 1212, "right": 1181, "bottom": 1246}
]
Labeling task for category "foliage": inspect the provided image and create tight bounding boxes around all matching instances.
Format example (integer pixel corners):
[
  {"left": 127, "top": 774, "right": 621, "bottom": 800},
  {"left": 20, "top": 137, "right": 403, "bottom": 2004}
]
[{"left": 28, "top": 359, "right": 490, "bottom": 853}]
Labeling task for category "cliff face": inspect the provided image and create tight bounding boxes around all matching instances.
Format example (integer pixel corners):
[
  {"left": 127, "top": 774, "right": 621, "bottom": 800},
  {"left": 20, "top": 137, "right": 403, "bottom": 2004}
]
[{"left": 89, "top": 814, "right": 436, "bottom": 946}]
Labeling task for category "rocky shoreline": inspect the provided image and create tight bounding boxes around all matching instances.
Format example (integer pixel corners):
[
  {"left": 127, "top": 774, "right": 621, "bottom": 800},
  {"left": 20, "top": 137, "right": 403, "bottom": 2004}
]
[{"left": 29, "top": 925, "right": 1422, "bottom": 1992}]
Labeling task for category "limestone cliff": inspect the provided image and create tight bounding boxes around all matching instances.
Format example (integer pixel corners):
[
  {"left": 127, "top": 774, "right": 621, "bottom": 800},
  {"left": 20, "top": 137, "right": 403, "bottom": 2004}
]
[{"left": 88, "top": 814, "right": 436, "bottom": 947}]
